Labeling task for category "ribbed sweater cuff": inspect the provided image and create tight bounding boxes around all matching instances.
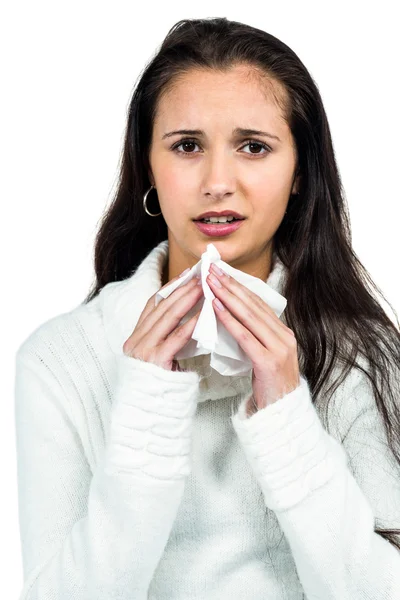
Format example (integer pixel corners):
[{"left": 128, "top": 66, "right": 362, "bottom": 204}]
[
  {"left": 105, "top": 354, "right": 201, "bottom": 481},
  {"left": 231, "top": 376, "right": 345, "bottom": 512}
]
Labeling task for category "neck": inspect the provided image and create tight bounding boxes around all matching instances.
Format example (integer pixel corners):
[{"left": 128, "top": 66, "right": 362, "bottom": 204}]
[
  {"left": 161, "top": 262, "right": 169, "bottom": 287},
  {"left": 162, "top": 242, "right": 275, "bottom": 286}
]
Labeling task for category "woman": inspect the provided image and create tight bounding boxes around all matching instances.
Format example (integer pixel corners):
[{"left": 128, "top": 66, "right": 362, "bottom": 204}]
[{"left": 15, "top": 17, "right": 400, "bottom": 599}]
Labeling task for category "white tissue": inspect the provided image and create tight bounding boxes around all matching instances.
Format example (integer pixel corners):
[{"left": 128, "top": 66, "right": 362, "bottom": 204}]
[{"left": 155, "top": 243, "right": 287, "bottom": 377}]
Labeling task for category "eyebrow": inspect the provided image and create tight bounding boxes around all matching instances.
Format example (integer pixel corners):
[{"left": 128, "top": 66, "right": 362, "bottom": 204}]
[{"left": 162, "top": 127, "right": 281, "bottom": 142}]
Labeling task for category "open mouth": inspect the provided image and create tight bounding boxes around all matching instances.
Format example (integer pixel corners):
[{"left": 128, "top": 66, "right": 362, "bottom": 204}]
[
  {"left": 193, "top": 218, "right": 246, "bottom": 237},
  {"left": 194, "top": 218, "right": 244, "bottom": 224}
]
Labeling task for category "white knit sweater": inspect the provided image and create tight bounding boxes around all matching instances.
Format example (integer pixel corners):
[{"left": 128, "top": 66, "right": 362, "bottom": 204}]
[{"left": 14, "top": 240, "right": 400, "bottom": 599}]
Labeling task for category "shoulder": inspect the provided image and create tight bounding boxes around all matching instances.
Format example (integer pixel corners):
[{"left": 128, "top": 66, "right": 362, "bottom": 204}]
[
  {"left": 16, "top": 294, "right": 102, "bottom": 359},
  {"left": 14, "top": 291, "right": 118, "bottom": 404},
  {"left": 14, "top": 293, "right": 116, "bottom": 420}
]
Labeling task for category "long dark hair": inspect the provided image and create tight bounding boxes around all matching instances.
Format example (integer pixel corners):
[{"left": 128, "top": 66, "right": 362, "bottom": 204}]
[{"left": 82, "top": 17, "right": 400, "bottom": 549}]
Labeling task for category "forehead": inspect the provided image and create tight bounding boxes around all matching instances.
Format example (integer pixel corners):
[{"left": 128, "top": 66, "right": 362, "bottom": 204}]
[{"left": 154, "top": 65, "right": 289, "bottom": 134}]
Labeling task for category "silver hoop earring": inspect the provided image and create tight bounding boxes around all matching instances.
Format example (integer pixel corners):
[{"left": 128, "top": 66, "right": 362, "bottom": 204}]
[{"left": 143, "top": 185, "right": 162, "bottom": 217}]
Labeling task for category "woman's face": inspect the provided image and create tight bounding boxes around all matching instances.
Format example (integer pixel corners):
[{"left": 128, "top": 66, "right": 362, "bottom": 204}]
[{"left": 148, "top": 63, "right": 299, "bottom": 282}]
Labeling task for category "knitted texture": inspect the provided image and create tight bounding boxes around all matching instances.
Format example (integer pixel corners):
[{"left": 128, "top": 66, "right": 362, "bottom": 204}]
[{"left": 14, "top": 240, "right": 400, "bottom": 599}]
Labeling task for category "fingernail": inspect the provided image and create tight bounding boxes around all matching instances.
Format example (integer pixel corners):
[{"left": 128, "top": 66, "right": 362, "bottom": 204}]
[
  {"left": 209, "top": 273, "right": 222, "bottom": 288},
  {"left": 179, "top": 267, "right": 190, "bottom": 277},
  {"left": 214, "top": 298, "right": 225, "bottom": 311},
  {"left": 211, "top": 263, "right": 224, "bottom": 276},
  {"left": 211, "top": 263, "right": 229, "bottom": 277}
]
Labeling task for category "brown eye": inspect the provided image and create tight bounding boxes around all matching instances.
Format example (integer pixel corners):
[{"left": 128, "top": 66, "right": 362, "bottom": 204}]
[
  {"left": 180, "top": 141, "right": 197, "bottom": 153},
  {"left": 171, "top": 137, "right": 271, "bottom": 157},
  {"left": 241, "top": 140, "right": 271, "bottom": 155},
  {"left": 172, "top": 139, "right": 200, "bottom": 155}
]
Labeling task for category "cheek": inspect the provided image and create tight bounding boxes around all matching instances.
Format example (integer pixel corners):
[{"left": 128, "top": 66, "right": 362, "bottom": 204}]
[
  {"left": 153, "top": 167, "right": 191, "bottom": 219},
  {"left": 258, "top": 151, "right": 296, "bottom": 195},
  {"left": 254, "top": 192, "right": 288, "bottom": 221},
  {"left": 157, "top": 191, "right": 189, "bottom": 226},
  {"left": 158, "top": 162, "right": 193, "bottom": 195}
]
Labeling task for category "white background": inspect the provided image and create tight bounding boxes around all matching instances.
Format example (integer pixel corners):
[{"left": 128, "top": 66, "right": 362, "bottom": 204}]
[{"left": 2, "top": 1, "right": 399, "bottom": 596}]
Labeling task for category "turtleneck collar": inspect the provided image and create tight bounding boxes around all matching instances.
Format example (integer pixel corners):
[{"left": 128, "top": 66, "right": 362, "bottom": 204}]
[{"left": 100, "top": 240, "right": 288, "bottom": 403}]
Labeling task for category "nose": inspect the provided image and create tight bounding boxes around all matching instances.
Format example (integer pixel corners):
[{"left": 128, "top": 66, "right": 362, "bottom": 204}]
[{"left": 201, "top": 150, "right": 236, "bottom": 199}]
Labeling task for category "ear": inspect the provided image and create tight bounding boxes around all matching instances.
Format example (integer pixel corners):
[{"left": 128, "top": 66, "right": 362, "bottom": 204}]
[
  {"left": 292, "top": 169, "right": 301, "bottom": 195},
  {"left": 147, "top": 170, "right": 155, "bottom": 187}
]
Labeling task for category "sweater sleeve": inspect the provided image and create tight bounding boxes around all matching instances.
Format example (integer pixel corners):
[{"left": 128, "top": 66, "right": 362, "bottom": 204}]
[
  {"left": 14, "top": 348, "right": 200, "bottom": 600},
  {"left": 231, "top": 375, "right": 400, "bottom": 600}
]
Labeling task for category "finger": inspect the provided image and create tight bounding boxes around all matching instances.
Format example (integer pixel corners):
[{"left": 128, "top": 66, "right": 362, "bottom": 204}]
[
  {"left": 137, "top": 273, "right": 198, "bottom": 329},
  {"left": 158, "top": 308, "right": 202, "bottom": 367},
  {"left": 211, "top": 296, "right": 284, "bottom": 359},
  {"left": 133, "top": 278, "right": 202, "bottom": 348},
  {"left": 208, "top": 274, "right": 288, "bottom": 342},
  {"left": 211, "top": 268, "right": 287, "bottom": 329},
  {"left": 128, "top": 307, "right": 202, "bottom": 368}
]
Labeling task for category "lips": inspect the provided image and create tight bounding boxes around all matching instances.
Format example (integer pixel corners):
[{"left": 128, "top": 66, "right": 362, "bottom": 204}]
[
  {"left": 194, "top": 210, "right": 245, "bottom": 220},
  {"left": 193, "top": 218, "right": 245, "bottom": 237},
  {"left": 194, "top": 217, "right": 243, "bottom": 222}
]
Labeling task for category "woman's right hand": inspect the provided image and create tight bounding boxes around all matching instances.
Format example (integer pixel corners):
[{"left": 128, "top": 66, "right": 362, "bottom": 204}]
[{"left": 122, "top": 274, "right": 203, "bottom": 372}]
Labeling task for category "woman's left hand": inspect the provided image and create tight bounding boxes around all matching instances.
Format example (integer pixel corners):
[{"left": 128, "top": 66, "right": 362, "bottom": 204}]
[{"left": 207, "top": 263, "right": 301, "bottom": 416}]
